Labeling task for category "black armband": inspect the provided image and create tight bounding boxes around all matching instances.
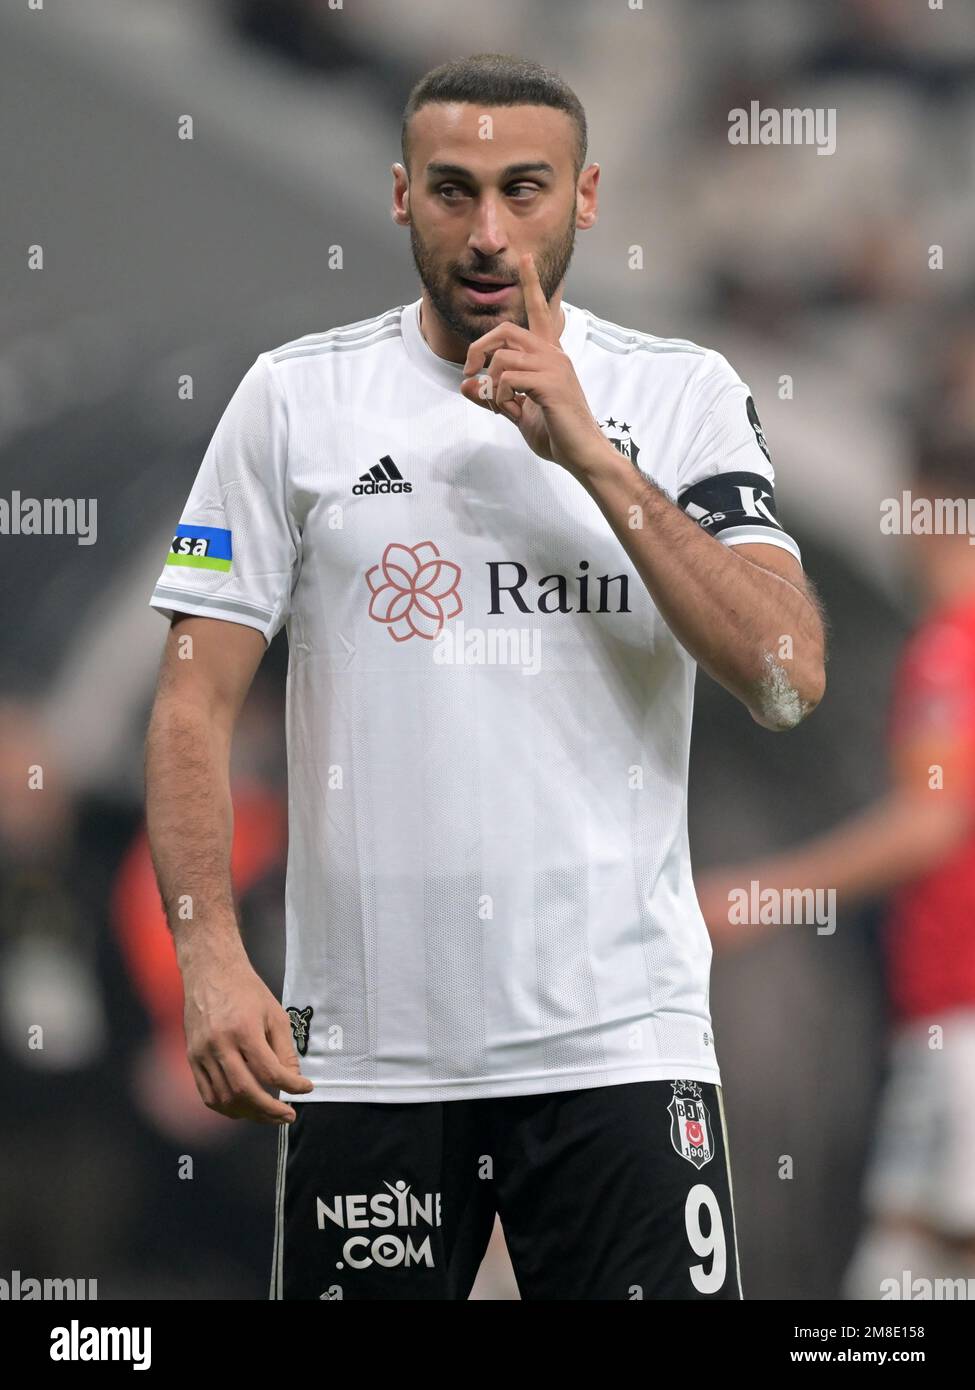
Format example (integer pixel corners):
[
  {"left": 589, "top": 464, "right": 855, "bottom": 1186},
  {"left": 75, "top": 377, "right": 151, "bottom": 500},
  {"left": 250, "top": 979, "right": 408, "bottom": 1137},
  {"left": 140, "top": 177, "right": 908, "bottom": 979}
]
[{"left": 677, "top": 470, "right": 794, "bottom": 549}]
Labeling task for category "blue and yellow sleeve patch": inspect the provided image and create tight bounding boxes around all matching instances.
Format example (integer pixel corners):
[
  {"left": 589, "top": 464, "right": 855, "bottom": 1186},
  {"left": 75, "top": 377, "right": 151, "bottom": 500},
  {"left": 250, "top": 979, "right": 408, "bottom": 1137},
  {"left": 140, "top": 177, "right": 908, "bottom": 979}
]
[{"left": 166, "top": 524, "right": 232, "bottom": 572}]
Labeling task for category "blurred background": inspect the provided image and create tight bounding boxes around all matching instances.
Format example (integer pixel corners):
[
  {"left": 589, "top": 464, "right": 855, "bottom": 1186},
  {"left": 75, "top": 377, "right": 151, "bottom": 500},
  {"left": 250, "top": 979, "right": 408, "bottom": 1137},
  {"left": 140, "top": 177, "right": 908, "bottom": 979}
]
[{"left": 2, "top": 0, "right": 974, "bottom": 1299}]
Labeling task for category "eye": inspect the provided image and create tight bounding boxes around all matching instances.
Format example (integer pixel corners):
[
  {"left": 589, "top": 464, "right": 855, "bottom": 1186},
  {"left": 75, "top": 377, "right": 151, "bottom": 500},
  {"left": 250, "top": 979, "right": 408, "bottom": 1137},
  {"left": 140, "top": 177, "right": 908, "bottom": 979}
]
[
  {"left": 437, "top": 183, "right": 469, "bottom": 200},
  {"left": 507, "top": 183, "right": 540, "bottom": 198}
]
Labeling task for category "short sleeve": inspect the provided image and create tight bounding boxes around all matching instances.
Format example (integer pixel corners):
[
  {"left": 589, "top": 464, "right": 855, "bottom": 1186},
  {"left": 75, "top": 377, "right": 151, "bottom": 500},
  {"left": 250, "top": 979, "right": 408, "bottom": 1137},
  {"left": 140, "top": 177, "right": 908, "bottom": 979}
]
[
  {"left": 675, "top": 349, "right": 801, "bottom": 564},
  {"left": 149, "top": 354, "right": 298, "bottom": 645}
]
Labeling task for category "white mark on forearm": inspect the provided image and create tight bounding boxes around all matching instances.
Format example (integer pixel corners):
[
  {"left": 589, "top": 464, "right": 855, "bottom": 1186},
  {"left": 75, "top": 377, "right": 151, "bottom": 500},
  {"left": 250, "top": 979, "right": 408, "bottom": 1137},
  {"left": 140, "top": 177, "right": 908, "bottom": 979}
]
[{"left": 756, "top": 651, "right": 809, "bottom": 729}]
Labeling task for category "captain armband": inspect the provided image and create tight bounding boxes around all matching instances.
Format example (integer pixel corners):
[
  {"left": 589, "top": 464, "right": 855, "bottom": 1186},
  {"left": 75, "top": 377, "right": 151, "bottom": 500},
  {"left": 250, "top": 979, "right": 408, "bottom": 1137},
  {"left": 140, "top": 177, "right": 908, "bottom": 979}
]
[{"left": 677, "top": 471, "right": 800, "bottom": 560}]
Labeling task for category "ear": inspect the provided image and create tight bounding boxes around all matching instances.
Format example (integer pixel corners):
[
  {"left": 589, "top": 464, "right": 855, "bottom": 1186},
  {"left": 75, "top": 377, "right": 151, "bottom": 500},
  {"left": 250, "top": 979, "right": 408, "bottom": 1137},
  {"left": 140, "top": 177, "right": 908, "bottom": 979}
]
[
  {"left": 391, "top": 162, "right": 410, "bottom": 227},
  {"left": 576, "top": 163, "right": 599, "bottom": 231}
]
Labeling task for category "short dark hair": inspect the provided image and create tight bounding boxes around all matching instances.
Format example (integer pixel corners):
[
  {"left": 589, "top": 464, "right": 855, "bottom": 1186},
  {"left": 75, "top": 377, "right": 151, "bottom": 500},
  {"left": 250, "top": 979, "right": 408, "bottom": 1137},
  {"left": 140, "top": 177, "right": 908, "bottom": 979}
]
[{"left": 401, "top": 53, "right": 588, "bottom": 180}]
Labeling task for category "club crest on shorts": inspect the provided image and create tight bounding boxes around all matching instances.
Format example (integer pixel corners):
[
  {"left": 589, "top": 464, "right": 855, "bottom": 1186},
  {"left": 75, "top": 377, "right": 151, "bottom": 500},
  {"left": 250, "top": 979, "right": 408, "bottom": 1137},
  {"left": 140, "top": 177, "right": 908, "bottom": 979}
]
[
  {"left": 286, "top": 1004, "right": 314, "bottom": 1057},
  {"left": 668, "top": 1080, "right": 714, "bottom": 1169}
]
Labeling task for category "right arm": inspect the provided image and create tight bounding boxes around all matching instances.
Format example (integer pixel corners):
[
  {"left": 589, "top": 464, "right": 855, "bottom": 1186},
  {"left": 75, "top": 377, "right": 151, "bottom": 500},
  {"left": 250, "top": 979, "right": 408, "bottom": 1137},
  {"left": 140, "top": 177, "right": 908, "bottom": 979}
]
[{"left": 144, "top": 613, "right": 313, "bottom": 1123}]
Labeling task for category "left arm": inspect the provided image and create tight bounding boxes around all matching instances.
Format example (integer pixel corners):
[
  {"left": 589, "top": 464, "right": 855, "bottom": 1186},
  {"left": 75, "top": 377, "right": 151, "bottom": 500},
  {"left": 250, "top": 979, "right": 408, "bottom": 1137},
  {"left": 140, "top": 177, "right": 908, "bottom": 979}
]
[
  {"left": 570, "top": 439, "right": 826, "bottom": 730},
  {"left": 461, "top": 251, "right": 825, "bottom": 730}
]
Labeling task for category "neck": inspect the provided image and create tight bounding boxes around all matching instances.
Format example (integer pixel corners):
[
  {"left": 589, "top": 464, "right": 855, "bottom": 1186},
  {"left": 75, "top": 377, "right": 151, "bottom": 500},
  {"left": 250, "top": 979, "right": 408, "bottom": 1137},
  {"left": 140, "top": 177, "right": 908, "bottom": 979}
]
[{"left": 418, "top": 287, "right": 566, "bottom": 364}]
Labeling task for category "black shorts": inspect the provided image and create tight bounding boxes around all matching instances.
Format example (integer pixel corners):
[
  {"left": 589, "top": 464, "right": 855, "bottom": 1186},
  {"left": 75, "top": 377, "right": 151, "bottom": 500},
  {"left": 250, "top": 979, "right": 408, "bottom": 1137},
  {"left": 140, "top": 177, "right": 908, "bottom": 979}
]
[{"left": 269, "top": 1078, "right": 742, "bottom": 1301}]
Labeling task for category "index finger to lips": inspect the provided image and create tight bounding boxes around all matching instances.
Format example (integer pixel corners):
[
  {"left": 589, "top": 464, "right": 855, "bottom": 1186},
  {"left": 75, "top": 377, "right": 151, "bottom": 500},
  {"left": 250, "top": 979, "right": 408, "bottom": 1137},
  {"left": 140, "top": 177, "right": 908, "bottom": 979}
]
[{"left": 520, "top": 252, "right": 553, "bottom": 341}]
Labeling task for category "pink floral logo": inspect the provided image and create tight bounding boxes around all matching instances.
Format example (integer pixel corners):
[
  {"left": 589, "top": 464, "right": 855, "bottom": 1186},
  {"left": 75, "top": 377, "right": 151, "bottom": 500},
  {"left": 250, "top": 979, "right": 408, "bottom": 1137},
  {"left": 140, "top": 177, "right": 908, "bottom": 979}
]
[{"left": 365, "top": 541, "right": 463, "bottom": 641}]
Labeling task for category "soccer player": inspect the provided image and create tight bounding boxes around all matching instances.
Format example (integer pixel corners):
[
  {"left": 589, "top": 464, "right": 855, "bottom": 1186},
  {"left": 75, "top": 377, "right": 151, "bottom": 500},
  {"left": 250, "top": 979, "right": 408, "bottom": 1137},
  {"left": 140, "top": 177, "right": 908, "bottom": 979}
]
[
  {"left": 144, "top": 53, "right": 825, "bottom": 1301},
  {"left": 697, "top": 433, "right": 975, "bottom": 1298}
]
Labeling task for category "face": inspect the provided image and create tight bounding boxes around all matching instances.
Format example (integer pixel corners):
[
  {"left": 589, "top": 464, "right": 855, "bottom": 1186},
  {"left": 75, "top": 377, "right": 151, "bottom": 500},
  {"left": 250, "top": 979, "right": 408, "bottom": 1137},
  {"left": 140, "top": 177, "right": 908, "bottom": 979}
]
[{"left": 394, "top": 103, "right": 597, "bottom": 344}]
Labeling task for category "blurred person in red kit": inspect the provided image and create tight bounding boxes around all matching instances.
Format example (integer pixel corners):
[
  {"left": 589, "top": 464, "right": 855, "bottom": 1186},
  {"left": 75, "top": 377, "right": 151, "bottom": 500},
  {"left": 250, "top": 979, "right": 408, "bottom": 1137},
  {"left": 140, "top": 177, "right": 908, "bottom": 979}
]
[{"left": 697, "top": 431, "right": 975, "bottom": 1297}]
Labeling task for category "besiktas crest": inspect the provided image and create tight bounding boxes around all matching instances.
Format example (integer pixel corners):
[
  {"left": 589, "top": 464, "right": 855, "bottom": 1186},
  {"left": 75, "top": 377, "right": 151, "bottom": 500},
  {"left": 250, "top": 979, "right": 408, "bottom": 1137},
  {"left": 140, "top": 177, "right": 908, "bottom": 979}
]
[
  {"left": 598, "top": 416, "right": 640, "bottom": 466},
  {"left": 667, "top": 1079, "right": 714, "bottom": 1169}
]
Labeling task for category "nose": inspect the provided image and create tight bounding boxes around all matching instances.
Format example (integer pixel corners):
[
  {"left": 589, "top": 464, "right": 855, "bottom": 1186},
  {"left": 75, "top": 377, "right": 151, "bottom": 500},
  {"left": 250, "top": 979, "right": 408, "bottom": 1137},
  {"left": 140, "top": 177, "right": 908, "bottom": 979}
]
[{"left": 467, "top": 192, "right": 508, "bottom": 259}]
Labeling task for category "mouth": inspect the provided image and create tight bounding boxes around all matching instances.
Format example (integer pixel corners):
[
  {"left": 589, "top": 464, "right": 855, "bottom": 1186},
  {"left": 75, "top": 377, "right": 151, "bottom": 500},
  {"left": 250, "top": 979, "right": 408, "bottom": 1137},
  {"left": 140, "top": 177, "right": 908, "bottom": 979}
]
[{"left": 457, "top": 275, "right": 518, "bottom": 306}]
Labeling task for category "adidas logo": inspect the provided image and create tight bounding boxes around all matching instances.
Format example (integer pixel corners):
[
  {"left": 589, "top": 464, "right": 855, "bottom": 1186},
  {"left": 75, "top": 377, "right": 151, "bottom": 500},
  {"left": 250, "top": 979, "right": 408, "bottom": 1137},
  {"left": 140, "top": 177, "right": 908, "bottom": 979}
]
[{"left": 353, "top": 455, "right": 413, "bottom": 496}]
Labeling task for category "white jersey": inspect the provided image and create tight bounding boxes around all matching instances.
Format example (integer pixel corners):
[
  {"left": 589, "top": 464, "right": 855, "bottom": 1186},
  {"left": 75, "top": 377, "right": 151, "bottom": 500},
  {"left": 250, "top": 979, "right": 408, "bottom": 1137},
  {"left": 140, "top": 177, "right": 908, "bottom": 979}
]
[{"left": 150, "top": 296, "right": 801, "bottom": 1102}]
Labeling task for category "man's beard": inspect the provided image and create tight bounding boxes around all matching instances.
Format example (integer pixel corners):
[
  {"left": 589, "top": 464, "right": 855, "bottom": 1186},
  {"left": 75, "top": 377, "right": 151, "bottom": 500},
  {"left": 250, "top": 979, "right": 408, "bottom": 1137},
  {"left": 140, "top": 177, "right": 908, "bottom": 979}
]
[{"left": 408, "top": 210, "right": 577, "bottom": 346}]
